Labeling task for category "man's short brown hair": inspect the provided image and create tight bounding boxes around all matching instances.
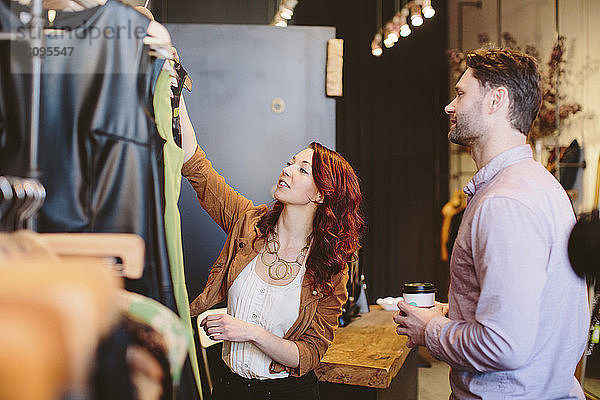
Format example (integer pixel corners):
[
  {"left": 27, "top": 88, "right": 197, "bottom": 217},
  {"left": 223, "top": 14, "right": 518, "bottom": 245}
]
[{"left": 466, "top": 48, "right": 542, "bottom": 136}]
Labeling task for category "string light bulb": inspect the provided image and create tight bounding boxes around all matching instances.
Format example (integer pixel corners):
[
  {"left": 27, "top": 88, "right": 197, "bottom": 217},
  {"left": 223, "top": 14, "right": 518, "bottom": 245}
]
[
  {"left": 371, "top": 33, "right": 383, "bottom": 56},
  {"left": 382, "top": 22, "right": 397, "bottom": 48},
  {"left": 400, "top": 24, "right": 411, "bottom": 37},
  {"left": 410, "top": 6, "right": 423, "bottom": 26},
  {"left": 422, "top": 0, "right": 435, "bottom": 19},
  {"left": 386, "top": 22, "right": 400, "bottom": 44},
  {"left": 371, "top": 1, "right": 437, "bottom": 56},
  {"left": 398, "top": 9, "right": 410, "bottom": 37},
  {"left": 280, "top": 6, "right": 293, "bottom": 20},
  {"left": 270, "top": 0, "right": 297, "bottom": 27}
]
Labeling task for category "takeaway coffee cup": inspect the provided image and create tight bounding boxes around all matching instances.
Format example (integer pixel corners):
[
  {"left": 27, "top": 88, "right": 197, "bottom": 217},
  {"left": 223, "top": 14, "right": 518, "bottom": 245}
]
[{"left": 402, "top": 282, "right": 436, "bottom": 308}]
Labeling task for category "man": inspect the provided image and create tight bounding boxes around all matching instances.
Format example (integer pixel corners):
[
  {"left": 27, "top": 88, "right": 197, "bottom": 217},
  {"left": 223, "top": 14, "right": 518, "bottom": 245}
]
[{"left": 394, "top": 48, "right": 589, "bottom": 399}]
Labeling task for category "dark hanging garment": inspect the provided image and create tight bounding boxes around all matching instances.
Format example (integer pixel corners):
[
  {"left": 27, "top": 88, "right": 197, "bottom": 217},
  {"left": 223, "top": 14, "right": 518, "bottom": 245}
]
[
  {"left": 0, "top": 1, "right": 31, "bottom": 177},
  {"left": 170, "top": 62, "right": 186, "bottom": 149},
  {"left": 0, "top": 0, "right": 175, "bottom": 310},
  {"left": 446, "top": 208, "right": 464, "bottom": 261}
]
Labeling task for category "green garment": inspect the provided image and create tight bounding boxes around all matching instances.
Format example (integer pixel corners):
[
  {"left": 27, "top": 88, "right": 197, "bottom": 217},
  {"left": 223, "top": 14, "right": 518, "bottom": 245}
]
[{"left": 153, "top": 65, "right": 202, "bottom": 398}]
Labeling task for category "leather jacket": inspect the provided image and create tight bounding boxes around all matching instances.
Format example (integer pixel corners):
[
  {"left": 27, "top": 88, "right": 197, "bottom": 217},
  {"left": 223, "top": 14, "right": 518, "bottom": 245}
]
[
  {"left": 0, "top": 0, "right": 175, "bottom": 307},
  {"left": 182, "top": 146, "right": 348, "bottom": 377}
]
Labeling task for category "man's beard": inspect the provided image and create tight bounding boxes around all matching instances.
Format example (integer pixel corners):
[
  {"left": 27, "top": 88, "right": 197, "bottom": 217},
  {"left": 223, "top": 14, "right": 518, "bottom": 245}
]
[{"left": 448, "top": 101, "right": 484, "bottom": 147}]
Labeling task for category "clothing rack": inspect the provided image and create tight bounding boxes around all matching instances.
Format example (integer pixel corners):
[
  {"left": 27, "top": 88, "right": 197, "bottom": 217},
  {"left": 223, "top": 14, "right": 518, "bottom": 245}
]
[{"left": 0, "top": 0, "right": 46, "bottom": 232}]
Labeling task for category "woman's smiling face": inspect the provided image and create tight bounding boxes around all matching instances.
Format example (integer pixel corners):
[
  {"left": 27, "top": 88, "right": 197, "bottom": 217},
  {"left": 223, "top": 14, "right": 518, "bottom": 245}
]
[{"left": 274, "top": 148, "right": 321, "bottom": 206}]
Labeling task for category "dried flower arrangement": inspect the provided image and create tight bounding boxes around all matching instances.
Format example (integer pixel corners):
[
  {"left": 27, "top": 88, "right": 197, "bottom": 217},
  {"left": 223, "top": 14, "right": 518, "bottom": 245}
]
[{"left": 446, "top": 32, "right": 582, "bottom": 141}]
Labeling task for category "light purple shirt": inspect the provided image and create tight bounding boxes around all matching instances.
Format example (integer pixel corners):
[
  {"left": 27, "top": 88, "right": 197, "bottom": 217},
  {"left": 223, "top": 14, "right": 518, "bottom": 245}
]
[{"left": 425, "top": 145, "right": 589, "bottom": 399}]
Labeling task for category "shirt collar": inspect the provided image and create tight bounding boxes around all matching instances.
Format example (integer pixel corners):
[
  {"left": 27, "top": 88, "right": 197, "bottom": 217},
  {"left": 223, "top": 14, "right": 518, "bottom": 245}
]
[{"left": 464, "top": 144, "right": 533, "bottom": 197}]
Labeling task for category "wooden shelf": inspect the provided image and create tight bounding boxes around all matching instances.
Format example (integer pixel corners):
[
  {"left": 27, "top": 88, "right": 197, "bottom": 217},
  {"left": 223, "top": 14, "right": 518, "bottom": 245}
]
[{"left": 316, "top": 305, "right": 413, "bottom": 389}]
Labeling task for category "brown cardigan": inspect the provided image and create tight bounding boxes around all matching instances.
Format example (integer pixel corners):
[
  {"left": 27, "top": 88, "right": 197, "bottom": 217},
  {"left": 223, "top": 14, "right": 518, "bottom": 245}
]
[{"left": 182, "top": 146, "right": 348, "bottom": 377}]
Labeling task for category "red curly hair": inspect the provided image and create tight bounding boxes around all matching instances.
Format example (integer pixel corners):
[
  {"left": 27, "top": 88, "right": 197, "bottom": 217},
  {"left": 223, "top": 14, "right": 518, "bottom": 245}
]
[{"left": 254, "top": 142, "right": 364, "bottom": 295}]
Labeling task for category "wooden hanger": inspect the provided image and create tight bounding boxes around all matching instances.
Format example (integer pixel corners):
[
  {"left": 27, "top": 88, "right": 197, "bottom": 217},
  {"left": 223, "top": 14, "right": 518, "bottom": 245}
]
[
  {"left": 35, "top": 233, "right": 145, "bottom": 279},
  {"left": 35, "top": 0, "right": 105, "bottom": 12}
]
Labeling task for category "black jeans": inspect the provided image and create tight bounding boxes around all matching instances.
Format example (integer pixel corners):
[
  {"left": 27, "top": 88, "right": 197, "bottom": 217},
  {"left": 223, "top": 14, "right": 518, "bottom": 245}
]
[{"left": 211, "top": 367, "right": 320, "bottom": 400}]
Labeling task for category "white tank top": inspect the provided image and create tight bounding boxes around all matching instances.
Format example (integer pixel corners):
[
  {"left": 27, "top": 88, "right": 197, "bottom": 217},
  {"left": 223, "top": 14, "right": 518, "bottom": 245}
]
[{"left": 223, "top": 255, "right": 305, "bottom": 379}]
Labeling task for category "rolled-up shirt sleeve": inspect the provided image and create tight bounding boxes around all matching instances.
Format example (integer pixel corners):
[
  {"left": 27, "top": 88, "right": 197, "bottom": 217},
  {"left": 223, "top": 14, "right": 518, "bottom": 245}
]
[{"left": 425, "top": 197, "right": 549, "bottom": 373}]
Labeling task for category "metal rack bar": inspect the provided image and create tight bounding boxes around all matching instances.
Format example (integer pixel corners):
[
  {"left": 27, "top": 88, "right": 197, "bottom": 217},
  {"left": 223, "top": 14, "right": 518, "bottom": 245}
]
[{"left": 27, "top": 0, "right": 44, "bottom": 230}]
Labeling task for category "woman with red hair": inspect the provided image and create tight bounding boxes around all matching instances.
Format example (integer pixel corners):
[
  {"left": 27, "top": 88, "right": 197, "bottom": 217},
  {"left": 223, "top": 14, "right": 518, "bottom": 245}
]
[{"left": 179, "top": 98, "right": 363, "bottom": 400}]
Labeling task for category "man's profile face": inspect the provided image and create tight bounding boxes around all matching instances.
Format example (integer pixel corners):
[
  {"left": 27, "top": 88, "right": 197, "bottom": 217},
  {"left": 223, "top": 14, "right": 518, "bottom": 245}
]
[{"left": 444, "top": 68, "right": 487, "bottom": 146}]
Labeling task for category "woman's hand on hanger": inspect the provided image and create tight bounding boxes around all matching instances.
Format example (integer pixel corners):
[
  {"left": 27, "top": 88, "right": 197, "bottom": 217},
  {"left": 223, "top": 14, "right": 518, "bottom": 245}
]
[{"left": 144, "top": 21, "right": 172, "bottom": 59}]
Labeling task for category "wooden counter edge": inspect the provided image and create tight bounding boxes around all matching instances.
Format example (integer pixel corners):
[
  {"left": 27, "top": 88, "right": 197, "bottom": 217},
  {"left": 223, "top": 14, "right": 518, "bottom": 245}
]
[{"left": 316, "top": 345, "right": 413, "bottom": 389}]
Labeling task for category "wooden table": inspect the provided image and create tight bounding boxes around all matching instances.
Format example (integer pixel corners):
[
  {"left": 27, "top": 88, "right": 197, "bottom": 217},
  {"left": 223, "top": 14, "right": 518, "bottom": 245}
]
[{"left": 316, "top": 305, "right": 418, "bottom": 400}]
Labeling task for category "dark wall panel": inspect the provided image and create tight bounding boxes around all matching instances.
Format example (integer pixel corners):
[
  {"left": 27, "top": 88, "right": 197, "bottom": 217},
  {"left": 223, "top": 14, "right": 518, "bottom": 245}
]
[{"left": 155, "top": 0, "right": 276, "bottom": 24}]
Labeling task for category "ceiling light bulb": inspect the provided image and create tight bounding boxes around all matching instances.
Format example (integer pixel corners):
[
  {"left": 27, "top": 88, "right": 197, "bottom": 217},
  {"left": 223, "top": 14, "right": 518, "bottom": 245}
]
[
  {"left": 280, "top": 7, "right": 293, "bottom": 20},
  {"left": 371, "top": 38, "right": 383, "bottom": 56},
  {"left": 410, "top": 6, "right": 423, "bottom": 26},
  {"left": 388, "top": 32, "right": 399, "bottom": 43},
  {"left": 422, "top": 5, "right": 435, "bottom": 18},
  {"left": 400, "top": 24, "right": 411, "bottom": 37},
  {"left": 411, "top": 14, "right": 423, "bottom": 26},
  {"left": 383, "top": 37, "right": 395, "bottom": 48}
]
